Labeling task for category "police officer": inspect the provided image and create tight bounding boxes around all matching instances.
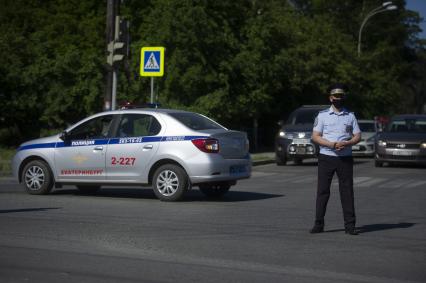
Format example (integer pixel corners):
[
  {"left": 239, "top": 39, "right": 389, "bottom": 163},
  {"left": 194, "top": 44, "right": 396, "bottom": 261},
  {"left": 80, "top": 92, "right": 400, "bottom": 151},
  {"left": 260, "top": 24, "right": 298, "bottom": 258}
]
[{"left": 310, "top": 84, "right": 361, "bottom": 235}]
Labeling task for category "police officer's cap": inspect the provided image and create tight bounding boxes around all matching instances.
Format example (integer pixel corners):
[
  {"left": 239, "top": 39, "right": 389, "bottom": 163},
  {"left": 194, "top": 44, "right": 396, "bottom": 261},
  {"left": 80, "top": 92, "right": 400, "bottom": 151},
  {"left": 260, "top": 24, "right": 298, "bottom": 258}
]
[{"left": 328, "top": 83, "right": 347, "bottom": 97}]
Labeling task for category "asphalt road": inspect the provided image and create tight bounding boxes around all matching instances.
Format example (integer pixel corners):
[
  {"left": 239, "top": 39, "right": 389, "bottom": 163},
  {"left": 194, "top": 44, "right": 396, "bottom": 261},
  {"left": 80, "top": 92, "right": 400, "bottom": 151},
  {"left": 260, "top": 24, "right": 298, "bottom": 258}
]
[{"left": 0, "top": 159, "right": 425, "bottom": 283}]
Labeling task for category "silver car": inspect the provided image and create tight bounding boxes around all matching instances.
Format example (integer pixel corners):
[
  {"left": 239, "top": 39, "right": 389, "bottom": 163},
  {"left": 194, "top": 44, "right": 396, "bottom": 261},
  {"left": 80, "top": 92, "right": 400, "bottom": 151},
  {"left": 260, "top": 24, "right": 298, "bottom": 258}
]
[
  {"left": 12, "top": 109, "right": 251, "bottom": 201},
  {"left": 352, "top": 119, "right": 376, "bottom": 157}
]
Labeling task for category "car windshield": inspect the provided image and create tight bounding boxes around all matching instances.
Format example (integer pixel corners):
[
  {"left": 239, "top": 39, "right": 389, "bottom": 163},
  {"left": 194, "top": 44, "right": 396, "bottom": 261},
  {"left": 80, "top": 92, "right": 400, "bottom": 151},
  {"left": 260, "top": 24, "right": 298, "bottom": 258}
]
[
  {"left": 287, "top": 109, "right": 322, "bottom": 125},
  {"left": 387, "top": 118, "right": 426, "bottom": 133},
  {"left": 359, "top": 122, "right": 375, "bottom": 132},
  {"left": 169, "top": 112, "right": 224, "bottom": 130}
]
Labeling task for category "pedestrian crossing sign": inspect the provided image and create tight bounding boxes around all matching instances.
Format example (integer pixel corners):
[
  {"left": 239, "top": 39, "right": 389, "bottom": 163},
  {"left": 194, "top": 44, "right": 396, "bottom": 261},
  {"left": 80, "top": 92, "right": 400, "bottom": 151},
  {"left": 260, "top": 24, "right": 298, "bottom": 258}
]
[{"left": 140, "top": 47, "right": 165, "bottom": 77}]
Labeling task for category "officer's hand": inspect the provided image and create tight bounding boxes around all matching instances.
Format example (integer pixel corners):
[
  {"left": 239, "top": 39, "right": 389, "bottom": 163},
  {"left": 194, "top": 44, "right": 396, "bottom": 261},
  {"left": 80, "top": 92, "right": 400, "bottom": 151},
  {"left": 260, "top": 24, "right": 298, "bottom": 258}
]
[{"left": 335, "top": 141, "right": 347, "bottom": 151}]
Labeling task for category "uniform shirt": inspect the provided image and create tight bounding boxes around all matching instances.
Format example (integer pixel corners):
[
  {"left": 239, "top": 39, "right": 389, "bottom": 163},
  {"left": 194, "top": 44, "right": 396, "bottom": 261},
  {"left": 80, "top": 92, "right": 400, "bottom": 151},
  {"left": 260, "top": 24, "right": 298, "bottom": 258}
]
[{"left": 313, "top": 106, "right": 361, "bottom": 157}]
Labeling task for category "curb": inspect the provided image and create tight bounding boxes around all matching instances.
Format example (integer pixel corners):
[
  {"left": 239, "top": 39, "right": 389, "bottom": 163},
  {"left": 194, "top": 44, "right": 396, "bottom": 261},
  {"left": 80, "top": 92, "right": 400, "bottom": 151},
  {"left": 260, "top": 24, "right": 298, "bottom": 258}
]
[{"left": 252, "top": 159, "right": 275, "bottom": 166}]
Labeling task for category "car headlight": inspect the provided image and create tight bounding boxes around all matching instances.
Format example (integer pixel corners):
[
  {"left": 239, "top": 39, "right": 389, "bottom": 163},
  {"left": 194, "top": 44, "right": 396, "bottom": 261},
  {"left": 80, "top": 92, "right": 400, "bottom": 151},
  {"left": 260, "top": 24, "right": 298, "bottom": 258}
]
[
  {"left": 421, "top": 142, "right": 426, "bottom": 149},
  {"left": 378, "top": 140, "right": 387, "bottom": 147},
  {"left": 279, "top": 131, "right": 294, "bottom": 139}
]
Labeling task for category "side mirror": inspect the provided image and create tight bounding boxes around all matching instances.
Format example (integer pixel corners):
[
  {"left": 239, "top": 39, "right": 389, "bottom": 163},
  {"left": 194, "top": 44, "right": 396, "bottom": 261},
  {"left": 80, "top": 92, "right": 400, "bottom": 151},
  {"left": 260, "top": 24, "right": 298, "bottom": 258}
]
[{"left": 60, "top": 131, "right": 69, "bottom": 141}]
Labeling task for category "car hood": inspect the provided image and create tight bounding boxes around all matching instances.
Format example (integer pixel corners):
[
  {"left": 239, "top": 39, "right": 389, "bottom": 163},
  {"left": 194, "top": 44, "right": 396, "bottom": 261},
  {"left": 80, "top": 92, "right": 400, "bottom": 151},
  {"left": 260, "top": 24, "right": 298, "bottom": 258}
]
[
  {"left": 282, "top": 124, "right": 313, "bottom": 133},
  {"left": 377, "top": 132, "right": 426, "bottom": 142},
  {"left": 20, "top": 134, "right": 61, "bottom": 147},
  {"left": 360, "top": 132, "right": 375, "bottom": 141}
]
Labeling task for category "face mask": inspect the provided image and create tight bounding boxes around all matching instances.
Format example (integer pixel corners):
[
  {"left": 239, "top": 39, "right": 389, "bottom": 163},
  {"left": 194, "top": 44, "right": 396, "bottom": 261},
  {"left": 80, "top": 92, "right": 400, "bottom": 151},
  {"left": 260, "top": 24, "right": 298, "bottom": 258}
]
[{"left": 331, "top": 98, "right": 344, "bottom": 109}]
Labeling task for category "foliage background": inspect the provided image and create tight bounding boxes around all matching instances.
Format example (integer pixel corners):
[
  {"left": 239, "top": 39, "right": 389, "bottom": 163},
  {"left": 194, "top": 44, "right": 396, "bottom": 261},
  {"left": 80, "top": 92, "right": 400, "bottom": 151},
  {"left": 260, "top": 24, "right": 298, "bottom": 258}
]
[{"left": 0, "top": 0, "right": 424, "bottom": 149}]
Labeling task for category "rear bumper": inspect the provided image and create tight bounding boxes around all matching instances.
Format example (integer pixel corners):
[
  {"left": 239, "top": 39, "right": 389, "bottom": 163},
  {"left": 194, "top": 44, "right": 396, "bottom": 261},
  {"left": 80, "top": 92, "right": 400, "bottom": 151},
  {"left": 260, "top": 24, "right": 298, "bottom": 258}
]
[{"left": 186, "top": 154, "right": 251, "bottom": 185}]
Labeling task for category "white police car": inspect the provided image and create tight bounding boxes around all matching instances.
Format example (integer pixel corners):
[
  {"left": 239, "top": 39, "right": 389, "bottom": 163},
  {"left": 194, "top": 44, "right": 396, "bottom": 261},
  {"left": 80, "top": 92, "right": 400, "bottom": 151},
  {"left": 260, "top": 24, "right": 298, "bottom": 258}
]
[{"left": 12, "top": 109, "right": 251, "bottom": 201}]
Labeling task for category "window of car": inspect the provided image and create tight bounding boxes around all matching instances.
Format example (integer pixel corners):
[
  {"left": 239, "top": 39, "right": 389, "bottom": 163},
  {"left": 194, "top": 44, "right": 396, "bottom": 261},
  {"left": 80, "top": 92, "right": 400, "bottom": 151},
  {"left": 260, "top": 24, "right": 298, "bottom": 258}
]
[
  {"left": 68, "top": 115, "right": 114, "bottom": 140},
  {"left": 388, "top": 118, "right": 426, "bottom": 133},
  {"left": 117, "top": 114, "right": 161, "bottom": 137},
  {"left": 359, "top": 122, "right": 375, "bottom": 132},
  {"left": 287, "top": 109, "right": 323, "bottom": 125},
  {"left": 168, "top": 112, "right": 224, "bottom": 130}
]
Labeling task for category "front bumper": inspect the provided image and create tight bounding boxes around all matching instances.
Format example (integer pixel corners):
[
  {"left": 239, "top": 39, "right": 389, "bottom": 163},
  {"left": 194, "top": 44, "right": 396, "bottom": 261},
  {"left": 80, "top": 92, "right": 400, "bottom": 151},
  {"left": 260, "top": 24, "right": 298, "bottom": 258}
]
[
  {"left": 375, "top": 147, "right": 426, "bottom": 164},
  {"left": 275, "top": 138, "right": 318, "bottom": 159},
  {"left": 352, "top": 142, "right": 374, "bottom": 157}
]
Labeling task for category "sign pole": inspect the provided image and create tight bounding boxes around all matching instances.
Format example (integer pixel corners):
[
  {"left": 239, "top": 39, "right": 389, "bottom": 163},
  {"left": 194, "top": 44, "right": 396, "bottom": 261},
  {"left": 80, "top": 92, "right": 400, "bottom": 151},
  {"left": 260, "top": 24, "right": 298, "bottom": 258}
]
[
  {"left": 112, "top": 70, "right": 117, "bottom": 110},
  {"left": 140, "top": 47, "right": 165, "bottom": 105},
  {"left": 105, "top": 0, "right": 118, "bottom": 111},
  {"left": 150, "top": 77, "right": 154, "bottom": 104}
]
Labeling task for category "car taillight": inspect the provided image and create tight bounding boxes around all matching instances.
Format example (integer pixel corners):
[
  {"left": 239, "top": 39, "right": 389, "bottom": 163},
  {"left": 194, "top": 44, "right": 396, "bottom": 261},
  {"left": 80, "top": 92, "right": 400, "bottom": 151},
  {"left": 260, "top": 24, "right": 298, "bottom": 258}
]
[{"left": 191, "top": 138, "right": 219, "bottom": 153}]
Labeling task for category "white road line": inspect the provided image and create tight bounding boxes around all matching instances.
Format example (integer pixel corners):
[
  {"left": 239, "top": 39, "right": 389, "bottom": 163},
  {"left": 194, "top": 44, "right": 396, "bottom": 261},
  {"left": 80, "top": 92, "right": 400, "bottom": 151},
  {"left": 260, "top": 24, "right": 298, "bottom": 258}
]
[
  {"left": 378, "top": 179, "right": 412, "bottom": 189},
  {"left": 405, "top": 180, "right": 426, "bottom": 188},
  {"left": 354, "top": 177, "right": 372, "bottom": 184},
  {"left": 292, "top": 176, "right": 316, "bottom": 183},
  {"left": 357, "top": 178, "right": 387, "bottom": 187},
  {"left": 251, "top": 172, "right": 280, "bottom": 178}
]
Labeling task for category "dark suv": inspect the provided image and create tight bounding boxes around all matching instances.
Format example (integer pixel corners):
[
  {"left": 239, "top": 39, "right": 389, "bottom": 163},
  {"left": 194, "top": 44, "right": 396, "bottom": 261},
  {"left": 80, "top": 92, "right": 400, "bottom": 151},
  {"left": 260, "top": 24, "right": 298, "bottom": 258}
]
[{"left": 275, "top": 105, "right": 328, "bottom": 165}]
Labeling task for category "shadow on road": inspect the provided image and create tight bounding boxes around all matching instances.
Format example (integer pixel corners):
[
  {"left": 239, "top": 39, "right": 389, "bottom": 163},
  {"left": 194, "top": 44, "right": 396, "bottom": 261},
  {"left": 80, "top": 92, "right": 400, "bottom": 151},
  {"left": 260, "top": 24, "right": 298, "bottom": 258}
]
[
  {"left": 279, "top": 158, "right": 372, "bottom": 167},
  {"left": 0, "top": 207, "right": 61, "bottom": 214},
  {"left": 380, "top": 163, "right": 426, "bottom": 169},
  {"left": 325, "top": 222, "right": 416, "bottom": 234},
  {"left": 52, "top": 188, "right": 283, "bottom": 202},
  {"left": 184, "top": 190, "right": 284, "bottom": 202},
  {"left": 53, "top": 188, "right": 157, "bottom": 199},
  {"left": 357, "top": 222, "right": 416, "bottom": 233}
]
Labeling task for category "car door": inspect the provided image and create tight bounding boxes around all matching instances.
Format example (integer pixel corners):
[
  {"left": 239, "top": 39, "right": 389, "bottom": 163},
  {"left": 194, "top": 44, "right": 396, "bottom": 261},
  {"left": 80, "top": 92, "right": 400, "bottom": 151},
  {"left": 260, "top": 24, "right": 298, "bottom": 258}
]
[
  {"left": 106, "top": 113, "right": 162, "bottom": 181},
  {"left": 54, "top": 114, "right": 115, "bottom": 181}
]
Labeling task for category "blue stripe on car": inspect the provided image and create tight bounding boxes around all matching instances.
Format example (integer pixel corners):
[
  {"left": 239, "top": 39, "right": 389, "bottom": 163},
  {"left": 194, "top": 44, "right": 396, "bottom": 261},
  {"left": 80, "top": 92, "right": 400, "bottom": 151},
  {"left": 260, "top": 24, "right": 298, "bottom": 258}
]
[
  {"left": 18, "top": 142, "right": 58, "bottom": 151},
  {"left": 18, "top": 136, "right": 208, "bottom": 151}
]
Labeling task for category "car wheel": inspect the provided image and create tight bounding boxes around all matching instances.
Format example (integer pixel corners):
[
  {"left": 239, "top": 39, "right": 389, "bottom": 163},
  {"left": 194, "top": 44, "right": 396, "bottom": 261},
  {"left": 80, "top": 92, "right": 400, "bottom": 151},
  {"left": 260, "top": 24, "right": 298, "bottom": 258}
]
[
  {"left": 152, "top": 164, "right": 188, "bottom": 201},
  {"left": 276, "top": 154, "right": 287, "bottom": 166},
  {"left": 374, "top": 160, "right": 383, "bottom": 167},
  {"left": 199, "top": 183, "right": 231, "bottom": 198},
  {"left": 77, "top": 185, "right": 100, "bottom": 194},
  {"left": 22, "top": 160, "right": 53, "bottom": 195}
]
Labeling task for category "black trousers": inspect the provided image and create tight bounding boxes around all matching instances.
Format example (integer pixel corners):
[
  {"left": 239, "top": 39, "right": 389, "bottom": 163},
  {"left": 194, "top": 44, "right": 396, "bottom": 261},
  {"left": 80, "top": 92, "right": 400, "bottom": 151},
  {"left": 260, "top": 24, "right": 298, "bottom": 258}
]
[{"left": 315, "top": 154, "right": 356, "bottom": 229}]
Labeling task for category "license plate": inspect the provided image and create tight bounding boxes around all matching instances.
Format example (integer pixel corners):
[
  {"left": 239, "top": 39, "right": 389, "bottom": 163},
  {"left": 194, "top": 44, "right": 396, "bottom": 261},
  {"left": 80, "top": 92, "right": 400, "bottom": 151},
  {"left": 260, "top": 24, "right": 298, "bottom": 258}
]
[
  {"left": 352, "top": 145, "right": 360, "bottom": 151},
  {"left": 296, "top": 148, "right": 306, "bottom": 154},
  {"left": 392, "top": 150, "right": 411, "bottom": 156},
  {"left": 293, "top": 139, "right": 310, "bottom": 144},
  {"left": 230, "top": 165, "right": 246, "bottom": 175}
]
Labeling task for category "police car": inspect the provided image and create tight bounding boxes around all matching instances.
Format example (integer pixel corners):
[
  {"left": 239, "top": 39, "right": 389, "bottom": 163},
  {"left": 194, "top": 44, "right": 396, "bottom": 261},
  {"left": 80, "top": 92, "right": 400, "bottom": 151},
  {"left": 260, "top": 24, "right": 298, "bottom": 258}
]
[{"left": 12, "top": 109, "right": 251, "bottom": 201}]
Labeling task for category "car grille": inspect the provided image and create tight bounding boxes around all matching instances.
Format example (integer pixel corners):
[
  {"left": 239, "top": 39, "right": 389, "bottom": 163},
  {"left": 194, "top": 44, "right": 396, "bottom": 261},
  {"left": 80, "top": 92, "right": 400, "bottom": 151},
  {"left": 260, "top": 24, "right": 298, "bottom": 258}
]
[{"left": 386, "top": 143, "right": 419, "bottom": 149}]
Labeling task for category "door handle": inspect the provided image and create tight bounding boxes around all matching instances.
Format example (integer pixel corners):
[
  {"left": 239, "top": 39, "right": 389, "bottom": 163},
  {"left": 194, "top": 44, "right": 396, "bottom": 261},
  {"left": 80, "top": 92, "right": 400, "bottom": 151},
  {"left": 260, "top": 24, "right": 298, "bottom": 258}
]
[
  {"left": 143, "top": 144, "right": 153, "bottom": 150},
  {"left": 93, "top": 146, "right": 103, "bottom": 151}
]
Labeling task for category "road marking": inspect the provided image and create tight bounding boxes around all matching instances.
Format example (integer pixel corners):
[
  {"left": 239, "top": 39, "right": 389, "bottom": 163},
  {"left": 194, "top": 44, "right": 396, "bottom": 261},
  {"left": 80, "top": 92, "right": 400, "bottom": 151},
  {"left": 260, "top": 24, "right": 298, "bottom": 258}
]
[
  {"left": 292, "top": 176, "right": 316, "bottom": 183},
  {"left": 251, "top": 172, "right": 279, "bottom": 178},
  {"left": 354, "top": 177, "right": 372, "bottom": 184},
  {"left": 357, "top": 178, "right": 387, "bottom": 187},
  {"left": 405, "top": 180, "right": 426, "bottom": 188},
  {"left": 378, "top": 179, "right": 412, "bottom": 189}
]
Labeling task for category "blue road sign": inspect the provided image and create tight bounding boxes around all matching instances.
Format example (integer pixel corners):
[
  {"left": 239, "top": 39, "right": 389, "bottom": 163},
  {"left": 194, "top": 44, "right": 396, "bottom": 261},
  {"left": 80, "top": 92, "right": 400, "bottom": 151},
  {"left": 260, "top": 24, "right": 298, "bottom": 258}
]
[{"left": 140, "top": 47, "right": 165, "bottom": 77}]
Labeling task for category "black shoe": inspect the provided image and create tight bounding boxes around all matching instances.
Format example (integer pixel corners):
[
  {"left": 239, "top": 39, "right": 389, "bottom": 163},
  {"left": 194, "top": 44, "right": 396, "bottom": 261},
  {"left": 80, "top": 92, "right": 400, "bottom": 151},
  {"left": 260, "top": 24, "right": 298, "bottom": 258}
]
[
  {"left": 345, "top": 227, "right": 359, "bottom": 235},
  {"left": 310, "top": 226, "right": 324, "bottom": 234}
]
